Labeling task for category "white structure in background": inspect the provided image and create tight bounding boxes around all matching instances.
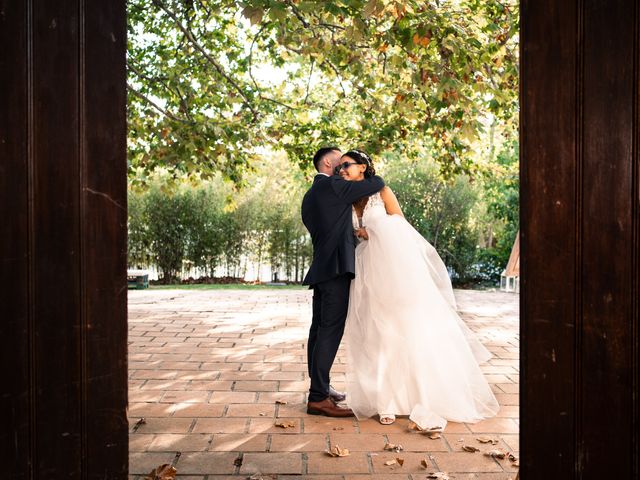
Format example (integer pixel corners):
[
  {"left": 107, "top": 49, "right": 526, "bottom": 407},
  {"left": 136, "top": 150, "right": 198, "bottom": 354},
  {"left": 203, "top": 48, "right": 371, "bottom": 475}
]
[{"left": 500, "top": 231, "right": 520, "bottom": 293}]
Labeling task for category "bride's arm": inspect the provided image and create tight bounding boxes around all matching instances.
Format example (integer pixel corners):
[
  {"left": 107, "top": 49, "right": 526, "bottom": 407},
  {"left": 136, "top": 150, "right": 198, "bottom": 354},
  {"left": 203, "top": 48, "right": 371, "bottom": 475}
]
[{"left": 380, "top": 186, "right": 404, "bottom": 217}]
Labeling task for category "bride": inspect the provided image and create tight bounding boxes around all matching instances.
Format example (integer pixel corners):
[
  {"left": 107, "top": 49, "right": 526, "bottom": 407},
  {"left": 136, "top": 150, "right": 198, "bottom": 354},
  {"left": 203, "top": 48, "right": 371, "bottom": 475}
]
[{"left": 338, "top": 150, "right": 499, "bottom": 429}]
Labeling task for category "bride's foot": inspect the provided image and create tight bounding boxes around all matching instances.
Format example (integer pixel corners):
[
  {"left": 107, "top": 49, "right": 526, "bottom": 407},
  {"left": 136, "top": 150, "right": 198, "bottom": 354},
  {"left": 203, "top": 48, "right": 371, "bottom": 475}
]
[{"left": 379, "top": 413, "right": 396, "bottom": 425}]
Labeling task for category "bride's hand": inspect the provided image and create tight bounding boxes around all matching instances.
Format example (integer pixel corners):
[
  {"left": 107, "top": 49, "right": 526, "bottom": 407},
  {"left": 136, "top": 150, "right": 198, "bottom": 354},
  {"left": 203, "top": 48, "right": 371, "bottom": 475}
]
[{"left": 355, "top": 227, "right": 369, "bottom": 240}]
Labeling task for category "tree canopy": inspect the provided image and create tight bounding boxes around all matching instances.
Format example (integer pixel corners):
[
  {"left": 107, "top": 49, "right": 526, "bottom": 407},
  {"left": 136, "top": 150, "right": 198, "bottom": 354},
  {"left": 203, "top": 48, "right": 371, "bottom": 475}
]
[{"left": 127, "top": 0, "right": 518, "bottom": 184}]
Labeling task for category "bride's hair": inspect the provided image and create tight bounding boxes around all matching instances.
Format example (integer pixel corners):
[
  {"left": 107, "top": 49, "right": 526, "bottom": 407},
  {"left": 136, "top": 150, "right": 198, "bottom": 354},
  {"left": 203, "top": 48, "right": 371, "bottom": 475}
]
[{"left": 343, "top": 150, "right": 376, "bottom": 178}]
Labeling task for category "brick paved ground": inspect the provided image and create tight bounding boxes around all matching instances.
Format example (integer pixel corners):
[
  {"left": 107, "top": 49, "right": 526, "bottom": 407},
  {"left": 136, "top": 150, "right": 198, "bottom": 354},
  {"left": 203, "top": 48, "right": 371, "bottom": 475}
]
[{"left": 128, "top": 288, "right": 519, "bottom": 480}]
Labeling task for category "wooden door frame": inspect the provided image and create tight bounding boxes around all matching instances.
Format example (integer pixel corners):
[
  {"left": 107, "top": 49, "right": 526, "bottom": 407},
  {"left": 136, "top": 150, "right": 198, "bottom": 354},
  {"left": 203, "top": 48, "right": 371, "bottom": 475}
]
[{"left": 2, "top": 1, "right": 640, "bottom": 478}]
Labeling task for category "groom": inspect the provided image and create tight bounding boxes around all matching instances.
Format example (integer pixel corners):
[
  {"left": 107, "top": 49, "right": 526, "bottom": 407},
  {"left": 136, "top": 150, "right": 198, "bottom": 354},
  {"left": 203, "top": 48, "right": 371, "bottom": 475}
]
[{"left": 301, "top": 147, "right": 385, "bottom": 417}]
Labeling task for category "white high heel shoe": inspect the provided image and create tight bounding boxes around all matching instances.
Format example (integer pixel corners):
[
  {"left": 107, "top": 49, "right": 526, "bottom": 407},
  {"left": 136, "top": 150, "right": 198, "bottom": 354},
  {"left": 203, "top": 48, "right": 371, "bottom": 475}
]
[{"left": 379, "top": 413, "right": 396, "bottom": 425}]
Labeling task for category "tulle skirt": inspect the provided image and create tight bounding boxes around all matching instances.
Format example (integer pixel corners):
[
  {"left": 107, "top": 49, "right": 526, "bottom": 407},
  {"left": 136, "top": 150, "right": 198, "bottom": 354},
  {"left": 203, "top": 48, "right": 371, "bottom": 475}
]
[{"left": 344, "top": 212, "right": 499, "bottom": 429}]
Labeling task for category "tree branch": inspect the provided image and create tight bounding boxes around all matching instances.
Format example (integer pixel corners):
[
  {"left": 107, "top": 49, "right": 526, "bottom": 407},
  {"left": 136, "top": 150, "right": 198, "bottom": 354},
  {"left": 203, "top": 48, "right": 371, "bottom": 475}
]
[
  {"left": 153, "top": 0, "right": 260, "bottom": 119},
  {"left": 127, "top": 83, "right": 193, "bottom": 123}
]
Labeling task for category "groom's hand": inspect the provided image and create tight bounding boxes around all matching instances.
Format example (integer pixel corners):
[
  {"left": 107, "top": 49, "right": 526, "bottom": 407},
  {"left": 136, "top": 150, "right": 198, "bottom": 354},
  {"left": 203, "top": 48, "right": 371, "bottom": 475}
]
[{"left": 355, "top": 228, "right": 369, "bottom": 240}]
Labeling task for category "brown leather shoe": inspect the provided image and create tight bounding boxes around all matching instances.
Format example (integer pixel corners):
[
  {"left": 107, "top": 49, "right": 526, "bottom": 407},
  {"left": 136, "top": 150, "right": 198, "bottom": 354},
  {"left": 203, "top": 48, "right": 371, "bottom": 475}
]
[{"left": 307, "top": 397, "right": 355, "bottom": 417}]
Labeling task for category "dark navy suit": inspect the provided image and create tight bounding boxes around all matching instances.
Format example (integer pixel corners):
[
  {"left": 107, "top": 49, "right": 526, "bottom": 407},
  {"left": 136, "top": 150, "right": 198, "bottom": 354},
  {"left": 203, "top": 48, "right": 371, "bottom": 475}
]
[{"left": 301, "top": 173, "right": 385, "bottom": 402}]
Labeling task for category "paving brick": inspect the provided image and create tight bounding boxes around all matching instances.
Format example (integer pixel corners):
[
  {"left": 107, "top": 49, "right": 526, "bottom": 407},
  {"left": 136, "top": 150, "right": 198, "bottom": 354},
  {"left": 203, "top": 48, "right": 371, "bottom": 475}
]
[
  {"left": 210, "top": 433, "right": 269, "bottom": 452},
  {"left": 248, "top": 418, "right": 302, "bottom": 434},
  {"left": 257, "top": 392, "right": 306, "bottom": 404},
  {"left": 129, "top": 452, "right": 176, "bottom": 474},
  {"left": 148, "top": 433, "right": 212, "bottom": 452},
  {"left": 192, "top": 417, "right": 248, "bottom": 434},
  {"left": 128, "top": 402, "right": 175, "bottom": 417},
  {"left": 234, "top": 380, "right": 279, "bottom": 392},
  {"left": 161, "top": 390, "right": 210, "bottom": 403},
  {"left": 467, "top": 418, "right": 519, "bottom": 434},
  {"left": 385, "top": 432, "right": 450, "bottom": 452},
  {"left": 129, "top": 433, "right": 155, "bottom": 452},
  {"left": 371, "top": 452, "right": 444, "bottom": 474},
  {"left": 304, "top": 416, "right": 358, "bottom": 433},
  {"left": 429, "top": 451, "right": 503, "bottom": 473},
  {"left": 306, "top": 452, "right": 370, "bottom": 474},
  {"left": 269, "top": 433, "right": 327, "bottom": 452},
  {"left": 225, "top": 403, "right": 276, "bottom": 417},
  {"left": 209, "top": 391, "right": 257, "bottom": 404},
  {"left": 171, "top": 403, "right": 225, "bottom": 417},
  {"left": 175, "top": 452, "right": 238, "bottom": 475},
  {"left": 135, "top": 417, "right": 194, "bottom": 434},
  {"left": 239, "top": 452, "right": 303, "bottom": 475}
]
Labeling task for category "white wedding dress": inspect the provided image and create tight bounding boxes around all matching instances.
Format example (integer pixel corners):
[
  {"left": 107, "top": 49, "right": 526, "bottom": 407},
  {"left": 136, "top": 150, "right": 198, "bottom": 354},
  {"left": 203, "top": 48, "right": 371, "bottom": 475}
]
[{"left": 344, "top": 192, "right": 499, "bottom": 429}]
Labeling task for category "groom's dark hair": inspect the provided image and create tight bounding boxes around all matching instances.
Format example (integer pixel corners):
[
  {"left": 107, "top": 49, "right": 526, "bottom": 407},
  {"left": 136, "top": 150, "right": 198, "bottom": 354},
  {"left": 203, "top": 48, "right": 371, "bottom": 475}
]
[{"left": 313, "top": 147, "right": 341, "bottom": 171}]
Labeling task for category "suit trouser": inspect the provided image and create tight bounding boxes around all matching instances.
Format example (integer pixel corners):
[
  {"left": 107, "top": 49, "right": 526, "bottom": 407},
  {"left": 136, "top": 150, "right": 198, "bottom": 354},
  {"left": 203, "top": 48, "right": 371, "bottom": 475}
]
[{"left": 307, "top": 274, "right": 351, "bottom": 402}]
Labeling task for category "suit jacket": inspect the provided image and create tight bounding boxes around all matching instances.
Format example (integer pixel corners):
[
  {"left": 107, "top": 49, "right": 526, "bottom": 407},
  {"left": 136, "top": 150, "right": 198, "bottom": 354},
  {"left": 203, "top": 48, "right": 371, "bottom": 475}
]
[{"left": 301, "top": 174, "right": 385, "bottom": 286}]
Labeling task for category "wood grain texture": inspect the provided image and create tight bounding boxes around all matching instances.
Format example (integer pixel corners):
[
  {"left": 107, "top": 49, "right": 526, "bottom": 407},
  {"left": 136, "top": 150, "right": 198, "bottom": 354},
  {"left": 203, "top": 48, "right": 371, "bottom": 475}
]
[
  {"left": 520, "top": 0, "right": 578, "bottom": 476},
  {"left": 0, "top": 2, "right": 128, "bottom": 477},
  {"left": 521, "top": 0, "right": 640, "bottom": 477},
  {"left": 0, "top": 0, "right": 31, "bottom": 476}
]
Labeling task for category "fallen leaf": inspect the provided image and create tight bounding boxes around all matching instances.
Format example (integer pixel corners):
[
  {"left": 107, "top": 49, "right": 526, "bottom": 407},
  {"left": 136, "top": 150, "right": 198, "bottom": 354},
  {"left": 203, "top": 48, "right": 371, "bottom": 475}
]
[
  {"left": 421, "top": 459, "right": 429, "bottom": 468},
  {"left": 333, "top": 426, "right": 344, "bottom": 431},
  {"left": 258, "top": 413, "right": 266, "bottom": 416},
  {"left": 326, "top": 445, "right": 350, "bottom": 457},
  {"left": 384, "top": 443, "right": 404, "bottom": 452},
  {"left": 396, "top": 457, "right": 404, "bottom": 466},
  {"left": 135, "top": 417, "right": 146, "bottom": 427},
  {"left": 144, "top": 464, "right": 176, "bottom": 480},
  {"left": 462, "top": 445, "right": 480, "bottom": 452},
  {"left": 477, "top": 436, "right": 499, "bottom": 444},
  {"left": 275, "top": 400, "right": 288, "bottom": 405},
  {"left": 485, "top": 449, "right": 507, "bottom": 459},
  {"left": 384, "top": 459, "right": 397, "bottom": 466},
  {"left": 427, "top": 473, "right": 450, "bottom": 479},
  {"left": 428, "top": 432, "right": 442, "bottom": 439},
  {"left": 508, "top": 452, "right": 518, "bottom": 462},
  {"left": 274, "top": 421, "right": 296, "bottom": 429},
  {"left": 234, "top": 457, "right": 243, "bottom": 467},
  {"left": 248, "top": 474, "right": 264, "bottom": 480}
]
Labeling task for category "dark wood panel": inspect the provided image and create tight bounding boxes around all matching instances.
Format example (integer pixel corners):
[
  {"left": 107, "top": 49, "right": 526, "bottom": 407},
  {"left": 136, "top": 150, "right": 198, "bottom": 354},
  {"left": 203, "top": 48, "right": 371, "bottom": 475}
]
[
  {"left": 581, "top": 1, "right": 635, "bottom": 477},
  {"left": 32, "top": 2, "right": 83, "bottom": 475},
  {"left": 0, "top": 0, "right": 31, "bottom": 476},
  {"left": 1, "top": 1, "right": 128, "bottom": 477},
  {"left": 82, "top": 1, "right": 129, "bottom": 476},
  {"left": 520, "top": 0, "right": 578, "bottom": 476},
  {"left": 521, "top": 0, "right": 640, "bottom": 478}
]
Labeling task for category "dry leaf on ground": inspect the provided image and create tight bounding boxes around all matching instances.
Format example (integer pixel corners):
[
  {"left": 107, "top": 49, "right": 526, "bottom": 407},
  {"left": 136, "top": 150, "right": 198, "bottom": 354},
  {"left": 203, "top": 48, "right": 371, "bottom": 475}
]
[
  {"left": 384, "top": 443, "right": 404, "bottom": 452},
  {"left": 275, "top": 400, "right": 287, "bottom": 405},
  {"left": 427, "top": 473, "right": 450, "bottom": 479},
  {"left": 326, "top": 445, "right": 350, "bottom": 457},
  {"left": 274, "top": 421, "right": 296, "bottom": 429},
  {"left": 135, "top": 417, "right": 146, "bottom": 428},
  {"left": 384, "top": 459, "right": 397, "bottom": 466},
  {"left": 421, "top": 459, "right": 429, "bottom": 468},
  {"left": 508, "top": 452, "right": 518, "bottom": 462},
  {"left": 477, "top": 436, "right": 499, "bottom": 444},
  {"left": 396, "top": 457, "right": 405, "bottom": 466},
  {"left": 333, "top": 426, "right": 344, "bottom": 431},
  {"left": 428, "top": 432, "right": 442, "bottom": 439},
  {"left": 462, "top": 445, "right": 480, "bottom": 452},
  {"left": 484, "top": 449, "right": 507, "bottom": 459},
  {"left": 144, "top": 464, "right": 176, "bottom": 480},
  {"left": 234, "top": 457, "right": 243, "bottom": 467}
]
